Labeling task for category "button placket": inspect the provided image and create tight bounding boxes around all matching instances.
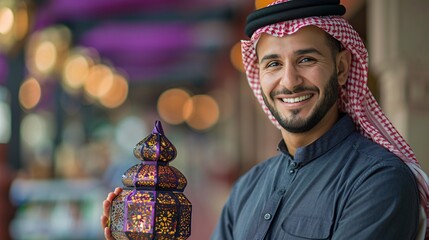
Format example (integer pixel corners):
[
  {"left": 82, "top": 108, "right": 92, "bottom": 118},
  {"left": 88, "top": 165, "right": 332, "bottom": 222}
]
[
  {"left": 253, "top": 155, "right": 296, "bottom": 240},
  {"left": 289, "top": 161, "right": 299, "bottom": 174},
  {"left": 256, "top": 185, "right": 285, "bottom": 239}
]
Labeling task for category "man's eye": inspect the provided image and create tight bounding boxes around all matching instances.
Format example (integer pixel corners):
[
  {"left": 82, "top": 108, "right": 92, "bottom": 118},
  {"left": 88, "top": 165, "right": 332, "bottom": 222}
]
[
  {"left": 266, "top": 61, "right": 280, "bottom": 68},
  {"left": 299, "top": 57, "right": 314, "bottom": 64}
]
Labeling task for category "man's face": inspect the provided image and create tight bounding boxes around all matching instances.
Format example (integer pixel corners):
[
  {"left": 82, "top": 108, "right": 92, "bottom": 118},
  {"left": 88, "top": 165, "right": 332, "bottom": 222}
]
[{"left": 256, "top": 26, "right": 341, "bottom": 133}]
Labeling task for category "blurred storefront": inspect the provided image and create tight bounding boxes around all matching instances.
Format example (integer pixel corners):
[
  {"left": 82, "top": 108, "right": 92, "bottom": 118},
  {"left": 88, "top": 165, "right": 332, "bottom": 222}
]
[{"left": 1, "top": 0, "right": 428, "bottom": 239}]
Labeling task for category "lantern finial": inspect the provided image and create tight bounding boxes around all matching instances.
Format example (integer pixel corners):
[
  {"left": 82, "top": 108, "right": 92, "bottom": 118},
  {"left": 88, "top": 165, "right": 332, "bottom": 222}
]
[{"left": 153, "top": 120, "right": 164, "bottom": 134}]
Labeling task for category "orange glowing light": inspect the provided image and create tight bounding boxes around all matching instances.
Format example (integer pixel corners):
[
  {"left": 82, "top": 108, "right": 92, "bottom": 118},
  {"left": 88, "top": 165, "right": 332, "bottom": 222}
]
[
  {"left": 0, "top": 7, "right": 14, "bottom": 35},
  {"left": 99, "top": 73, "right": 129, "bottom": 109},
  {"left": 230, "top": 42, "right": 245, "bottom": 73},
  {"left": 19, "top": 77, "right": 41, "bottom": 110},
  {"left": 62, "top": 53, "right": 93, "bottom": 90},
  {"left": 184, "top": 95, "right": 219, "bottom": 131},
  {"left": 83, "top": 64, "right": 114, "bottom": 99},
  {"left": 157, "top": 88, "right": 192, "bottom": 125}
]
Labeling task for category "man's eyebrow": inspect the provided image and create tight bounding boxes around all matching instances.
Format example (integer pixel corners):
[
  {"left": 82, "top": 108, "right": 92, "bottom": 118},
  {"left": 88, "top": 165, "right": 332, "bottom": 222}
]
[
  {"left": 295, "top": 48, "right": 323, "bottom": 56},
  {"left": 259, "top": 54, "right": 279, "bottom": 64}
]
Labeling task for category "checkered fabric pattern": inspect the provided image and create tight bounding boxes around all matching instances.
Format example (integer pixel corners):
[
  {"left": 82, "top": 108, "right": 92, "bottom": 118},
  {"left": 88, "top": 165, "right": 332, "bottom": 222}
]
[{"left": 241, "top": 0, "right": 429, "bottom": 235}]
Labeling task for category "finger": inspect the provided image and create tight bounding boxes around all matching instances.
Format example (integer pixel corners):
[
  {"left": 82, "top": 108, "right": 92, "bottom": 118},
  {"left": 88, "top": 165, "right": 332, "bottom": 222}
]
[
  {"left": 107, "top": 192, "right": 117, "bottom": 202},
  {"left": 104, "top": 226, "right": 113, "bottom": 240},
  {"left": 104, "top": 199, "right": 113, "bottom": 216},
  {"left": 100, "top": 215, "right": 108, "bottom": 228},
  {"left": 105, "top": 188, "right": 122, "bottom": 203},
  {"left": 114, "top": 187, "right": 123, "bottom": 195}
]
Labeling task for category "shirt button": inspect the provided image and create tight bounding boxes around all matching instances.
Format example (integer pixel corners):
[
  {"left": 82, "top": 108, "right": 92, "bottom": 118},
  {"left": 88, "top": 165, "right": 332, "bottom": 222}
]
[
  {"left": 290, "top": 162, "right": 297, "bottom": 168},
  {"left": 264, "top": 213, "right": 272, "bottom": 220},
  {"left": 289, "top": 169, "right": 295, "bottom": 174},
  {"left": 278, "top": 189, "right": 285, "bottom": 195}
]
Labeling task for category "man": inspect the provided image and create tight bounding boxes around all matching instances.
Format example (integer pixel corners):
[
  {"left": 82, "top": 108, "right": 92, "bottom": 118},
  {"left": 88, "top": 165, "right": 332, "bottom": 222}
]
[
  {"left": 101, "top": 0, "right": 429, "bottom": 239},
  {"left": 211, "top": 0, "right": 429, "bottom": 239}
]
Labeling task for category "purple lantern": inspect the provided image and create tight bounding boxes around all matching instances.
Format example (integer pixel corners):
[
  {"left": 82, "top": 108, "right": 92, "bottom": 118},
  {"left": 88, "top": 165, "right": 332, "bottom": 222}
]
[{"left": 109, "top": 121, "right": 192, "bottom": 239}]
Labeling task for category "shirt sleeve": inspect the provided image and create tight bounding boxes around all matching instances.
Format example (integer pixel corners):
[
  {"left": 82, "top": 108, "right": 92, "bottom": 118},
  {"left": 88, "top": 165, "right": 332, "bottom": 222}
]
[{"left": 332, "top": 161, "right": 420, "bottom": 240}]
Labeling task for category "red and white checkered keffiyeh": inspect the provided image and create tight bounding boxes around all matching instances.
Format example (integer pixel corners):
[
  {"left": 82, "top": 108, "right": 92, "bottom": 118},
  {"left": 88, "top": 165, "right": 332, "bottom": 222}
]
[{"left": 241, "top": 0, "right": 429, "bottom": 236}]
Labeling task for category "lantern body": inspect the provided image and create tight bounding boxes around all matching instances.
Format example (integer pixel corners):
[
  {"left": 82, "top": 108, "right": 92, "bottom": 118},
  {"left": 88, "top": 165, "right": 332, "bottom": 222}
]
[{"left": 109, "top": 121, "right": 192, "bottom": 239}]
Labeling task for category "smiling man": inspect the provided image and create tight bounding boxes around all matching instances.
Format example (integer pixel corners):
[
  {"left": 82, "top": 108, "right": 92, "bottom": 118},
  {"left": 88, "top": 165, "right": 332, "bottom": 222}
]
[
  {"left": 101, "top": 0, "right": 429, "bottom": 239},
  {"left": 211, "top": 0, "right": 429, "bottom": 239}
]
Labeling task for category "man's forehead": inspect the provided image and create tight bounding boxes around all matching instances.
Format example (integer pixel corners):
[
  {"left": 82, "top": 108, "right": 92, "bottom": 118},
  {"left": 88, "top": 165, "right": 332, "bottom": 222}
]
[{"left": 255, "top": 26, "right": 329, "bottom": 53}]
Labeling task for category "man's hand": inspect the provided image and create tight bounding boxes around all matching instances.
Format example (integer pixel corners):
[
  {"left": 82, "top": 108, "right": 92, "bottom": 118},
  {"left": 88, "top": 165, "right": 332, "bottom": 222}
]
[{"left": 100, "top": 187, "right": 123, "bottom": 240}]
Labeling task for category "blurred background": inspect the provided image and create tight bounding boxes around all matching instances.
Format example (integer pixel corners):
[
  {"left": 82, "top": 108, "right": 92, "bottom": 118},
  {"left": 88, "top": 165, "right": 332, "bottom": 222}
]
[{"left": 1, "top": 0, "right": 428, "bottom": 239}]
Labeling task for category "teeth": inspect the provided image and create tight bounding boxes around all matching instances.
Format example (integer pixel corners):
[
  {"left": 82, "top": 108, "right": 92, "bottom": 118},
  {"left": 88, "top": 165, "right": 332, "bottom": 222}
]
[{"left": 282, "top": 94, "right": 312, "bottom": 103}]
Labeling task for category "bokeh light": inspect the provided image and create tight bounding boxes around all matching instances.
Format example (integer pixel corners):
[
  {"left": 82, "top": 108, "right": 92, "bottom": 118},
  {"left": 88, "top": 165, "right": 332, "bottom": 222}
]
[
  {"left": 0, "top": 7, "right": 14, "bottom": 35},
  {"left": 26, "top": 25, "right": 71, "bottom": 78},
  {"left": 115, "top": 116, "right": 148, "bottom": 153},
  {"left": 62, "top": 49, "right": 95, "bottom": 92},
  {"left": 20, "top": 112, "right": 54, "bottom": 149},
  {"left": 99, "top": 73, "right": 129, "bottom": 109},
  {"left": 0, "top": 2, "right": 30, "bottom": 53},
  {"left": 19, "top": 77, "right": 41, "bottom": 110},
  {"left": 184, "top": 94, "right": 219, "bottom": 131},
  {"left": 14, "top": 2, "right": 28, "bottom": 41},
  {"left": 83, "top": 64, "right": 114, "bottom": 99},
  {"left": 34, "top": 40, "right": 57, "bottom": 74},
  {"left": 157, "top": 88, "right": 192, "bottom": 125},
  {"left": 230, "top": 42, "right": 245, "bottom": 73}
]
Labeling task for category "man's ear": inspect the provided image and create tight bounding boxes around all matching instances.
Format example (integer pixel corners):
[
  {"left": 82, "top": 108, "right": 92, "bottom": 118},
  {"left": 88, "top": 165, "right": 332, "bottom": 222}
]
[{"left": 336, "top": 49, "right": 352, "bottom": 86}]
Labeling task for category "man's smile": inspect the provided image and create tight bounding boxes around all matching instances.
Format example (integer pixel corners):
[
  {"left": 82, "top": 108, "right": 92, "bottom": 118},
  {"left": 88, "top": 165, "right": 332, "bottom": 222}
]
[{"left": 280, "top": 94, "right": 314, "bottom": 104}]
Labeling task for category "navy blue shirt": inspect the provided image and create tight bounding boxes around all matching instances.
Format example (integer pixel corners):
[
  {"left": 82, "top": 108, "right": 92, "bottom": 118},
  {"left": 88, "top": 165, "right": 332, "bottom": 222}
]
[{"left": 212, "top": 115, "right": 419, "bottom": 240}]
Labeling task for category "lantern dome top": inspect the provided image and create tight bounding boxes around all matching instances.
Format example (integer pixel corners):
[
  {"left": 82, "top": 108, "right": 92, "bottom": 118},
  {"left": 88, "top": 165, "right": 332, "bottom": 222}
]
[{"left": 133, "top": 120, "right": 177, "bottom": 163}]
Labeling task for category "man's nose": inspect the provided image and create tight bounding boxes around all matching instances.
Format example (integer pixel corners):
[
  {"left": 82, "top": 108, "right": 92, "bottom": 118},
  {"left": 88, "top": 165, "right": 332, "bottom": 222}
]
[{"left": 279, "top": 63, "right": 303, "bottom": 90}]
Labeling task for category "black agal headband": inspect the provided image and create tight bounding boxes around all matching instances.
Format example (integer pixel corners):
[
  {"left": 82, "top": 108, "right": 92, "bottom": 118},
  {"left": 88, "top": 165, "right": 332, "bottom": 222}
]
[{"left": 245, "top": 0, "right": 346, "bottom": 38}]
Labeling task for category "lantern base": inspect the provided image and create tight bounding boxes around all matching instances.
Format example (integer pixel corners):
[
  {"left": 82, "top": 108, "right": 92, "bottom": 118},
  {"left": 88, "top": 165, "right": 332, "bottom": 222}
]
[{"left": 109, "top": 189, "right": 191, "bottom": 240}]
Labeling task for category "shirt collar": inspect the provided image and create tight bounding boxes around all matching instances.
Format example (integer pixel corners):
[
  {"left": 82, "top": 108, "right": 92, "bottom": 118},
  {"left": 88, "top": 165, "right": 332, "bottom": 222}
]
[{"left": 278, "top": 114, "right": 356, "bottom": 166}]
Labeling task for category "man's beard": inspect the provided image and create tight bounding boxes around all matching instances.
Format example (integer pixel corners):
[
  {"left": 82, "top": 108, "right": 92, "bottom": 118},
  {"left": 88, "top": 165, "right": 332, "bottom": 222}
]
[{"left": 262, "top": 71, "right": 339, "bottom": 133}]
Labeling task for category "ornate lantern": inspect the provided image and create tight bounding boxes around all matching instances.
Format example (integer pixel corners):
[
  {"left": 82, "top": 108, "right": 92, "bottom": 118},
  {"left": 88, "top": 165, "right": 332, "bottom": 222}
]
[{"left": 109, "top": 121, "right": 192, "bottom": 239}]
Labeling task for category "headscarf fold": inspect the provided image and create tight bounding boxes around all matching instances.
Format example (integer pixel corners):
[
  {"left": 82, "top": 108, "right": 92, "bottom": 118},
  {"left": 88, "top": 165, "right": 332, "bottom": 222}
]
[{"left": 241, "top": 0, "right": 429, "bottom": 237}]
